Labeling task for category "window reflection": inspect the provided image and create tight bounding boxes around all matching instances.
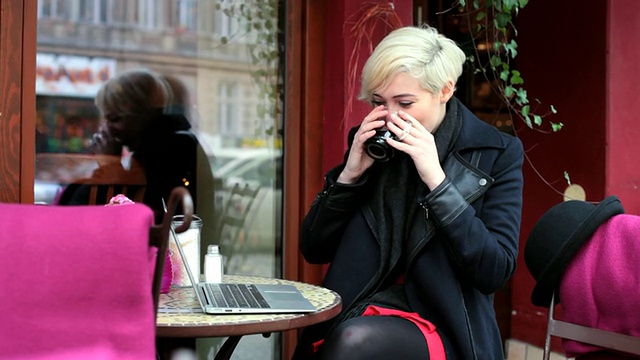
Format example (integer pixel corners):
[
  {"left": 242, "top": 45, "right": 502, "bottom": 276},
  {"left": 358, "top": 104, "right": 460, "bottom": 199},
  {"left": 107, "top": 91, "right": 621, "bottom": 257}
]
[{"left": 34, "top": 1, "right": 283, "bottom": 357}]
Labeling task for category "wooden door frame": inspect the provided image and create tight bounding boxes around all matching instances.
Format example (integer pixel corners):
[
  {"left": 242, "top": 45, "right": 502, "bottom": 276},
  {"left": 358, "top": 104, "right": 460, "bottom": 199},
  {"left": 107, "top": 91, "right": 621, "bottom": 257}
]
[
  {"left": 0, "top": 0, "right": 36, "bottom": 204},
  {"left": 282, "top": 0, "right": 326, "bottom": 357}
]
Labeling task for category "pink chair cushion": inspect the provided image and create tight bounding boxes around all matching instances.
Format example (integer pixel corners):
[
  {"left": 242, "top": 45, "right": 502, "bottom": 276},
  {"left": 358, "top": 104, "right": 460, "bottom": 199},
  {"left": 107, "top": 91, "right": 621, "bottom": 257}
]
[
  {"left": 0, "top": 203, "right": 156, "bottom": 360},
  {"left": 560, "top": 214, "right": 640, "bottom": 358}
]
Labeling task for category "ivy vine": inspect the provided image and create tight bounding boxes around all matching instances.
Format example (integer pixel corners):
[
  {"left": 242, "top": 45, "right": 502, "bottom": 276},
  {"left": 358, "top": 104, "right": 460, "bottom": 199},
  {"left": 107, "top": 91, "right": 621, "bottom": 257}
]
[
  {"left": 457, "top": 0, "right": 562, "bottom": 133},
  {"left": 215, "top": 0, "right": 282, "bottom": 141}
]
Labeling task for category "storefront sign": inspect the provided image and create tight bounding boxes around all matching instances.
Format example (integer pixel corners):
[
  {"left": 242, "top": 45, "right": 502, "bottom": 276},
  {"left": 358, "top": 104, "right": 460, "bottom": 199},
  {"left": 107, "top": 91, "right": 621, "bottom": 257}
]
[{"left": 36, "top": 53, "right": 117, "bottom": 98}]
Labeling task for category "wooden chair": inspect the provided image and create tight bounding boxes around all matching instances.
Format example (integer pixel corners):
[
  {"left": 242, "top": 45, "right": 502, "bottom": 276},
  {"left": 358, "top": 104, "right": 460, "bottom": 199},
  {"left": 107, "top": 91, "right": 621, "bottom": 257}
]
[
  {"left": 76, "top": 162, "right": 147, "bottom": 205},
  {"left": 544, "top": 292, "right": 640, "bottom": 360},
  {"left": 0, "top": 186, "right": 193, "bottom": 359},
  {"left": 36, "top": 153, "right": 148, "bottom": 205},
  {"left": 56, "top": 156, "right": 148, "bottom": 206},
  {"left": 213, "top": 181, "right": 261, "bottom": 273}
]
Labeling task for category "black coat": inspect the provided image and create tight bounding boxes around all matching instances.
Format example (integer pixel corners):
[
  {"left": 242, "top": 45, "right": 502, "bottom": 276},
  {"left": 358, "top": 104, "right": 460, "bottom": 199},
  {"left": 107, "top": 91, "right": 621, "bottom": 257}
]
[
  {"left": 295, "top": 100, "right": 524, "bottom": 360},
  {"left": 58, "top": 114, "right": 201, "bottom": 224}
]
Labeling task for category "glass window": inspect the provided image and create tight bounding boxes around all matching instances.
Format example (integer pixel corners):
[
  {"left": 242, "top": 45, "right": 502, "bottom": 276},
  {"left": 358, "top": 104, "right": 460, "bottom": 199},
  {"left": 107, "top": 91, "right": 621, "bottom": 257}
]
[
  {"left": 109, "top": 0, "right": 137, "bottom": 25},
  {"left": 35, "top": 1, "right": 284, "bottom": 358},
  {"left": 218, "top": 81, "right": 241, "bottom": 142}
]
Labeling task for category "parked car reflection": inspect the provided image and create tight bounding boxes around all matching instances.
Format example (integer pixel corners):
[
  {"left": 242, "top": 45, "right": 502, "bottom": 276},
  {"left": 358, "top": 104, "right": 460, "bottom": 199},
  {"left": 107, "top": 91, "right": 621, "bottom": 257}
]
[{"left": 212, "top": 148, "right": 282, "bottom": 274}]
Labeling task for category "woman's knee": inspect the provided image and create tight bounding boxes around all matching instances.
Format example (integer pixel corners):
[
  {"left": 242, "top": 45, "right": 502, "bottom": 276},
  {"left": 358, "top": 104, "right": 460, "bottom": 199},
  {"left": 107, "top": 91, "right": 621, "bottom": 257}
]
[{"left": 325, "top": 318, "right": 378, "bottom": 352}]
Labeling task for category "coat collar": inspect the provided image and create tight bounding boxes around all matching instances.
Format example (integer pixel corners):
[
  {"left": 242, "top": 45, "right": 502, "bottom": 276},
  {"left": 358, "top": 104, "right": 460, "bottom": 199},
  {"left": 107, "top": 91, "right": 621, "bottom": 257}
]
[{"left": 450, "top": 98, "right": 511, "bottom": 152}]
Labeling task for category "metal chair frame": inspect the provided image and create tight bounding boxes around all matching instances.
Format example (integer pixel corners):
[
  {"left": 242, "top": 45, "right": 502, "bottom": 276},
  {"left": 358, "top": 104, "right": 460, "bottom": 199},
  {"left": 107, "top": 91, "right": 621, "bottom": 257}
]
[{"left": 544, "top": 292, "right": 640, "bottom": 360}]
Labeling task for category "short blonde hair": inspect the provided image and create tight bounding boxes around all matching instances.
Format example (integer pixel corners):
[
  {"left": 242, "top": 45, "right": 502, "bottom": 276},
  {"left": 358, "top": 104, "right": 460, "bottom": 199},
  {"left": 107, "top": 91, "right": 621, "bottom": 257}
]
[
  {"left": 359, "top": 26, "right": 466, "bottom": 101},
  {"left": 95, "top": 68, "right": 172, "bottom": 116}
]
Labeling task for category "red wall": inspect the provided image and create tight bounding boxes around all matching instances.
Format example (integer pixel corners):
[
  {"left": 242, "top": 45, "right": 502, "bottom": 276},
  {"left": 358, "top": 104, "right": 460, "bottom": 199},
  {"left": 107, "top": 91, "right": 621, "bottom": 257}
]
[
  {"left": 512, "top": 0, "right": 640, "bottom": 348},
  {"left": 607, "top": 0, "right": 640, "bottom": 214},
  {"left": 322, "top": 0, "right": 413, "bottom": 173}
]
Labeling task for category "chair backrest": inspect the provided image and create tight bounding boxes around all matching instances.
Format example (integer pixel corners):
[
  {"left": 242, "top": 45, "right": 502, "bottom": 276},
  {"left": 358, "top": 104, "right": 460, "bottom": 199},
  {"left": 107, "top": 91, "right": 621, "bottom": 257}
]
[
  {"left": 76, "top": 167, "right": 147, "bottom": 205},
  {"left": 0, "top": 186, "right": 193, "bottom": 360},
  {"left": 68, "top": 158, "right": 147, "bottom": 205},
  {"left": 213, "top": 181, "right": 261, "bottom": 273},
  {"left": 544, "top": 294, "right": 640, "bottom": 360},
  {"left": 40, "top": 153, "right": 148, "bottom": 206}
]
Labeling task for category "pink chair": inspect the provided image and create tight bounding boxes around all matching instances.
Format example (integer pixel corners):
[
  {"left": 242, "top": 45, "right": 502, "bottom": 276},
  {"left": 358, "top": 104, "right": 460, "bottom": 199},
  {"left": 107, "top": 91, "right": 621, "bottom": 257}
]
[{"left": 0, "top": 187, "right": 193, "bottom": 360}]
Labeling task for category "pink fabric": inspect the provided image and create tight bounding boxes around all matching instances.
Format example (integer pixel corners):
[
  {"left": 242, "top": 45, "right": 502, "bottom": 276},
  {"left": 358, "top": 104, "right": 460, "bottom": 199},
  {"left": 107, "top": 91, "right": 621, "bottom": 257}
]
[
  {"left": 0, "top": 203, "right": 157, "bottom": 360},
  {"left": 11, "top": 344, "right": 121, "bottom": 360},
  {"left": 559, "top": 214, "right": 640, "bottom": 358},
  {"left": 150, "top": 248, "right": 173, "bottom": 294},
  {"left": 162, "top": 251, "right": 173, "bottom": 293},
  {"left": 104, "top": 194, "right": 170, "bottom": 293}
]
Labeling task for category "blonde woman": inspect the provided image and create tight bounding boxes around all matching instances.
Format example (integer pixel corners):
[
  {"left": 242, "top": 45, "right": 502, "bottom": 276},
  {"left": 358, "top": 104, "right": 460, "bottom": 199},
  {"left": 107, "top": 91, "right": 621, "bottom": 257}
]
[
  {"left": 59, "top": 69, "right": 201, "bottom": 223},
  {"left": 293, "top": 26, "right": 524, "bottom": 360}
]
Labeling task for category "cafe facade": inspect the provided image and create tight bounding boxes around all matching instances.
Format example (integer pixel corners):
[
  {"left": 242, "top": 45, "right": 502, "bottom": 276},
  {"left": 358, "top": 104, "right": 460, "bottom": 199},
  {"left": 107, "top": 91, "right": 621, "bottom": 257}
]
[{"left": 2, "top": 0, "right": 639, "bottom": 358}]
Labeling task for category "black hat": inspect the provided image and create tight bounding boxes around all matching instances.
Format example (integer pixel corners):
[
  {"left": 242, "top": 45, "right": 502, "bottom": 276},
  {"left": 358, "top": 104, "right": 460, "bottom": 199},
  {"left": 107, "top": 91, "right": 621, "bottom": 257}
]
[{"left": 524, "top": 196, "right": 624, "bottom": 307}]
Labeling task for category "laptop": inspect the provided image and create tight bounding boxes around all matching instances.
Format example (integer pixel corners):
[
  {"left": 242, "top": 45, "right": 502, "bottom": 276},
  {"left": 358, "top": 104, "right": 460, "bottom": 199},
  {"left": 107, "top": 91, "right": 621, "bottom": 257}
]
[{"left": 169, "top": 224, "right": 317, "bottom": 314}]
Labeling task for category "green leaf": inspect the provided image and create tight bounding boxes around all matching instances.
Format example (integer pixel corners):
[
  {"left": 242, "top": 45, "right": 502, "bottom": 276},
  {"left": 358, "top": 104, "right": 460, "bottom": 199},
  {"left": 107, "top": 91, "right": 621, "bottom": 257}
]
[
  {"left": 510, "top": 70, "right": 524, "bottom": 85},
  {"left": 533, "top": 114, "right": 542, "bottom": 126},
  {"left": 551, "top": 105, "right": 558, "bottom": 114},
  {"left": 504, "top": 40, "right": 518, "bottom": 58},
  {"left": 495, "top": 12, "right": 511, "bottom": 28},
  {"left": 504, "top": 85, "right": 515, "bottom": 98},
  {"left": 476, "top": 11, "right": 486, "bottom": 21},
  {"left": 523, "top": 114, "right": 532, "bottom": 128},
  {"left": 490, "top": 55, "right": 502, "bottom": 68},
  {"left": 564, "top": 171, "right": 572, "bottom": 185},
  {"left": 515, "top": 88, "right": 528, "bottom": 104},
  {"left": 500, "top": 69, "right": 510, "bottom": 81},
  {"left": 521, "top": 105, "right": 530, "bottom": 117},
  {"left": 459, "top": 0, "right": 466, "bottom": 6},
  {"left": 503, "top": 0, "right": 518, "bottom": 11},
  {"left": 551, "top": 122, "right": 564, "bottom": 132}
]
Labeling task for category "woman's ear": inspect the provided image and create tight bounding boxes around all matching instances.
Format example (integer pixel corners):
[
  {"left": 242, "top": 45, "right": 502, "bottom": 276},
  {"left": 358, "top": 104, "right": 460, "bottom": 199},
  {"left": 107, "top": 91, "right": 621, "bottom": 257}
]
[{"left": 439, "top": 80, "right": 456, "bottom": 103}]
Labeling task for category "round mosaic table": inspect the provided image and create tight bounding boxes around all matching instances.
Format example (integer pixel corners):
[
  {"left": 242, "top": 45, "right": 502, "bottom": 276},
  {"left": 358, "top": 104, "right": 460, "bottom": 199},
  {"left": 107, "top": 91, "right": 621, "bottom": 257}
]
[
  {"left": 157, "top": 274, "right": 341, "bottom": 337},
  {"left": 156, "top": 274, "right": 341, "bottom": 359}
]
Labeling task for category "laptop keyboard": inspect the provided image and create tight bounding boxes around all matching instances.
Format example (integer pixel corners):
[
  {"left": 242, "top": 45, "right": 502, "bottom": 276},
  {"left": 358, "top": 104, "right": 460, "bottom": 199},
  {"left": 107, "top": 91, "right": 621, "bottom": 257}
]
[{"left": 206, "top": 283, "right": 271, "bottom": 309}]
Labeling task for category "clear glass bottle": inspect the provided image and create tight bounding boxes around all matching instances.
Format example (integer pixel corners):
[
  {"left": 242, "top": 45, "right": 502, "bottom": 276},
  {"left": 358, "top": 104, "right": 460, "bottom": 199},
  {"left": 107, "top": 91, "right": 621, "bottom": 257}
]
[{"left": 204, "top": 245, "right": 223, "bottom": 283}]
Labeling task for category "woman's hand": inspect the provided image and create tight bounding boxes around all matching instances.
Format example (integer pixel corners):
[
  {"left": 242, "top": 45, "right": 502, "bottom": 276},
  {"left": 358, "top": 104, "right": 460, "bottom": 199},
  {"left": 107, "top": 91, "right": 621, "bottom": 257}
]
[
  {"left": 337, "top": 105, "right": 388, "bottom": 184},
  {"left": 89, "top": 126, "right": 122, "bottom": 156},
  {"left": 386, "top": 110, "right": 446, "bottom": 190}
]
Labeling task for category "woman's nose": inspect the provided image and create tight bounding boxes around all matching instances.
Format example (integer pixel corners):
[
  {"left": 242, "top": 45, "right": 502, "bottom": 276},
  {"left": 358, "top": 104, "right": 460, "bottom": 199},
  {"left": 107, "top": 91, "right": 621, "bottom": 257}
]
[{"left": 385, "top": 105, "right": 401, "bottom": 115}]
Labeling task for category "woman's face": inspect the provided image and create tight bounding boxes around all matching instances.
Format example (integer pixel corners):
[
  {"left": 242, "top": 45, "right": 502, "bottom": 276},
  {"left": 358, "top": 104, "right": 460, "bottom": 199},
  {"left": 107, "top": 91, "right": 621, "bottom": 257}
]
[
  {"left": 104, "top": 112, "right": 149, "bottom": 148},
  {"left": 371, "top": 72, "right": 453, "bottom": 133}
]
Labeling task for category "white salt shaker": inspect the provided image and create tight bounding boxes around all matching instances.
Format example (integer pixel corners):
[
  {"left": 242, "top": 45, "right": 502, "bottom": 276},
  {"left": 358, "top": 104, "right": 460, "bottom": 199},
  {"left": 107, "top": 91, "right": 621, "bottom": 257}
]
[{"left": 204, "top": 245, "right": 224, "bottom": 283}]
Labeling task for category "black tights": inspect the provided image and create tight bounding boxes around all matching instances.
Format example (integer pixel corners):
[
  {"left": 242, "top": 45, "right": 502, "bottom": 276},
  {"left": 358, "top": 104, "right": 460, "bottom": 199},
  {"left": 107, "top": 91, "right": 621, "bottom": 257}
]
[{"left": 314, "top": 316, "right": 431, "bottom": 360}]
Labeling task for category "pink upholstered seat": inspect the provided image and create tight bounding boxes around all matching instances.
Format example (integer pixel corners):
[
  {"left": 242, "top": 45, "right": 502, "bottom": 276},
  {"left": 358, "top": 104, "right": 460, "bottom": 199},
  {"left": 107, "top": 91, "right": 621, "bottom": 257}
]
[{"left": 0, "top": 203, "right": 157, "bottom": 360}]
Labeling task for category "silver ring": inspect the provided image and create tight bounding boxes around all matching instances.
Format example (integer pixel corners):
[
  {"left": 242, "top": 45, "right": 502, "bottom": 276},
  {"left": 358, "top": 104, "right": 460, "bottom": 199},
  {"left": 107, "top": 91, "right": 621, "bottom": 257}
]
[{"left": 397, "top": 123, "right": 412, "bottom": 141}]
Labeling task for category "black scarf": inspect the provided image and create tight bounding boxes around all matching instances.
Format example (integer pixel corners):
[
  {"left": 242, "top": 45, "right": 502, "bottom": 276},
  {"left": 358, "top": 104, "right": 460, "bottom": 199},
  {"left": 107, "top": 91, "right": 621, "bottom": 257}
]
[{"left": 364, "top": 98, "right": 463, "bottom": 299}]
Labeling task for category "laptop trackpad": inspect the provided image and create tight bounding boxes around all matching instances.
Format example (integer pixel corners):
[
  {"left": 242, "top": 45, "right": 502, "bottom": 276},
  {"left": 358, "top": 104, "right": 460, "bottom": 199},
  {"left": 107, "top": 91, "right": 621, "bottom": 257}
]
[
  {"left": 259, "top": 284, "right": 306, "bottom": 302},
  {"left": 264, "top": 291, "right": 304, "bottom": 301}
]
